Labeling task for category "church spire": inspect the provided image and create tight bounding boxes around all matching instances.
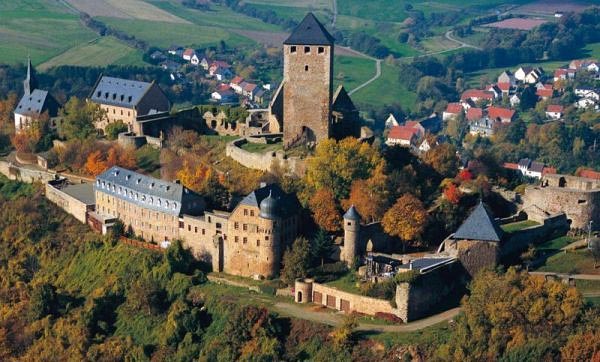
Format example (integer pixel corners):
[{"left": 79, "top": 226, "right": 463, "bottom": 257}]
[{"left": 23, "top": 57, "right": 38, "bottom": 95}]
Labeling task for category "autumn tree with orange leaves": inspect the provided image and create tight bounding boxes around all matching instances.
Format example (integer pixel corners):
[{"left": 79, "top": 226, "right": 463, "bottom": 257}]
[
  {"left": 382, "top": 193, "right": 428, "bottom": 248},
  {"left": 309, "top": 188, "right": 342, "bottom": 232},
  {"left": 85, "top": 146, "right": 137, "bottom": 176},
  {"left": 443, "top": 183, "right": 462, "bottom": 204},
  {"left": 343, "top": 163, "right": 389, "bottom": 223},
  {"left": 85, "top": 150, "right": 107, "bottom": 176}
]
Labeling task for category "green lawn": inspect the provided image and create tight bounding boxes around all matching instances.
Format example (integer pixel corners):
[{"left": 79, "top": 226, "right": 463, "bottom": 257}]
[
  {"left": 350, "top": 62, "right": 417, "bottom": 110},
  {"left": 0, "top": 1, "right": 97, "bottom": 65},
  {"left": 582, "top": 42, "right": 600, "bottom": 59},
  {"left": 39, "top": 36, "right": 146, "bottom": 70},
  {"left": 500, "top": 220, "right": 540, "bottom": 233},
  {"left": 574, "top": 279, "right": 600, "bottom": 294},
  {"left": 100, "top": 17, "right": 251, "bottom": 49},
  {"left": 324, "top": 272, "right": 362, "bottom": 294},
  {"left": 366, "top": 320, "right": 452, "bottom": 349},
  {"left": 147, "top": 0, "right": 281, "bottom": 32},
  {"left": 239, "top": 141, "right": 283, "bottom": 153},
  {"left": 536, "top": 236, "right": 575, "bottom": 251},
  {"left": 334, "top": 55, "right": 377, "bottom": 92},
  {"left": 536, "top": 250, "right": 600, "bottom": 275}
]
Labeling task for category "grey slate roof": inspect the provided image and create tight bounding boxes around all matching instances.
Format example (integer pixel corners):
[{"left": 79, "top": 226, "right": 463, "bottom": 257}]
[
  {"left": 95, "top": 166, "right": 204, "bottom": 216},
  {"left": 453, "top": 202, "right": 503, "bottom": 242},
  {"left": 284, "top": 13, "right": 335, "bottom": 46},
  {"left": 397, "top": 257, "right": 455, "bottom": 272},
  {"left": 90, "top": 76, "right": 153, "bottom": 109},
  {"left": 529, "top": 161, "right": 545, "bottom": 173},
  {"left": 344, "top": 205, "right": 360, "bottom": 221},
  {"left": 240, "top": 183, "right": 299, "bottom": 218},
  {"left": 15, "top": 89, "right": 58, "bottom": 117}
]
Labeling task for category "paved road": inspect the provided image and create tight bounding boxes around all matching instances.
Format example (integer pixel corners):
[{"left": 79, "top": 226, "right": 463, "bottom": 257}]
[
  {"left": 348, "top": 59, "right": 382, "bottom": 96},
  {"left": 444, "top": 30, "right": 482, "bottom": 50},
  {"left": 274, "top": 302, "right": 460, "bottom": 332}
]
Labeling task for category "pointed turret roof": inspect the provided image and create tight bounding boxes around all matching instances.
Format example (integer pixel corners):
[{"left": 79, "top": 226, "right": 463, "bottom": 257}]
[
  {"left": 453, "top": 201, "right": 503, "bottom": 242},
  {"left": 344, "top": 205, "right": 360, "bottom": 221},
  {"left": 284, "top": 13, "right": 335, "bottom": 46},
  {"left": 23, "top": 57, "right": 38, "bottom": 95}
]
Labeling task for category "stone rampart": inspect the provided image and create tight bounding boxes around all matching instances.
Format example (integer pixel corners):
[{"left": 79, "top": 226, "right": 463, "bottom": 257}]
[
  {"left": 0, "top": 160, "right": 56, "bottom": 184},
  {"left": 226, "top": 138, "right": 305, "bottom": 175}
]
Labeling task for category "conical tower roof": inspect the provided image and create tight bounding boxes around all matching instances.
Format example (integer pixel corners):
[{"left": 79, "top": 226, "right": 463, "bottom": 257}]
[
  {"left": 284, "top": 12, "right": 334, "bottom": 46},
  {"left": 23, "top": 57, "right": 38, "bottom": 95},
  {"left": 344, "top": 205, "right": 360, "bottom": 221},
  {"left": 453, "top": 201, "right": 503, "bottom": 242}
]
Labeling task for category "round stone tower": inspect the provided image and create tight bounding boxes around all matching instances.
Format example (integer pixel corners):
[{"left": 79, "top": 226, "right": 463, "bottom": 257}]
[
  {"left": 294, "top": 278, "right": 313, "bottom": 303},
  {"left": 259, "top": 191, "right": 282, "bottom": 278},
  {"left": 341, "top": 205, "right": 360, "bottom": 267}
]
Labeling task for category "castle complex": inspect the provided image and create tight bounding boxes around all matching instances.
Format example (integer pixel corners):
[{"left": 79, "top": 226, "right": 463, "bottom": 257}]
[
  {"left": 92, "top": 166, "right": 301, "bottom": 278},
  {"left": 266, "top": 13, "right": 360, "bottom": 148}
]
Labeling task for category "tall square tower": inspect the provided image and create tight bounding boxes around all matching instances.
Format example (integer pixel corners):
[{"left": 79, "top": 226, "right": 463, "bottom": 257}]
[{"left": 282, "top": 13, "right": 335, "bottom": 146}]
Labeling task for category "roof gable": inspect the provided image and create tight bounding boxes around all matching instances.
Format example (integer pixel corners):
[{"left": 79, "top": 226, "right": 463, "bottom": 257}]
[
  {"left": 284, "top": 12, "right": 334, "bottom": 46},
  {"left": 453, "top": 202, "right": 503, "bottom": 242},
  {"left": 16, "top": 89, "right": 57, "bottom": 116}
]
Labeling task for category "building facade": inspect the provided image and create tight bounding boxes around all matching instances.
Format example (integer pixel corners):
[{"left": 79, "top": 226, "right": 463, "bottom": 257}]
[{"left": 89, "top": 76, "right": 171, "bottom": 135}]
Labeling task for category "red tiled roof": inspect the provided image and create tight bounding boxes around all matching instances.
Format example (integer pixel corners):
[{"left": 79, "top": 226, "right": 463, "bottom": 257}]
[
  {"left": 183, "top": 48, "right": 195, "bottom": 57},
  {"left": 579, "top": 169, "right": 600, "bottom": 180},
  {"left": 503, "top": 162, "right": 519, "bottom": 170},
  {"left": 546, "top": 105, "right": 563, "bottom": 113},
  {"left": 488, "top": 106, "right": 515, "bottom": 121},
  {"left": 536, "top": 88, "right": 553, "bottom": 98},
  {"left": 405, "top": 120, "right": 420, "bottom": 128},
  {"left": 445, "top": 102, "right": 462, "bottom": 113},
  {"left": 498, "top": 82, "right": 511, "bottom": 91},
  {"left": 230, "top": 76, "right": 244, "bottom": 85},
  {"left": 217, "top": 83, "right": 231, "bottom": 91},
  {"left": 388, "top": 126, "right": 418, "bottom": 141},
  {"left": 243, "top": 82, "right": 257, "bottom": 92},
  {"left": 466, "top": 107, "right": 483, "bottom": 121},
  {"left": 542, "top": 167, "right": 557, "bottom": 175},
  {"left": 461, "top": 89, "right": 494, "bottom": 101},
  {"left": 211, "top": 60, "right": 230, "bottom": 69}
]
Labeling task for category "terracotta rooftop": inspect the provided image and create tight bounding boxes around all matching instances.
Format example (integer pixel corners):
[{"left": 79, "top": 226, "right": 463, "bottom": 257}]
[
  {"left": 546, "top": 105, "right": 564, "bottom": 113},
  {"left": 445, "top": 102, "right": 462, "bottom": 113},
  {"left": 466, "top": 107, "right": 483, "bottom": 121},
  {"left": 388, "top": 126, "right": 418, "bottom": 141},
  {"left": 461, "top": 89, "right": 495, "bottom": 101},
  {"left": 488, "top": 106, "right": 515, "bottom": 121}
]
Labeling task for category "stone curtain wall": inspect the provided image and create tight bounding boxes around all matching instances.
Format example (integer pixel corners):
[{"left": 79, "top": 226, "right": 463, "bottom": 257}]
[
  {"left": 0, "top": 160, "right": 56, "bottom": 184},
  {"left": 310, "top": 282, "right": 397, "bottom": 316},
  {"left": 45, "top": 183, "right": 91, "bottom": 223},
  {"left": 225, "top": 138, "right": 305, "bottom": 174}
]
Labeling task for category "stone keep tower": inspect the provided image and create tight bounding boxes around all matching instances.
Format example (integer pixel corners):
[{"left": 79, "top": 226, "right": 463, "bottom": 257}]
[
  {"left": 258, "top": 191, "right": 282, "bottom": 278},
  {"left": 282, "top": 13, "right": 335, "bottom": 146},
  {"left": 341, "top": 205, "right": 360, "bottom": 267}
]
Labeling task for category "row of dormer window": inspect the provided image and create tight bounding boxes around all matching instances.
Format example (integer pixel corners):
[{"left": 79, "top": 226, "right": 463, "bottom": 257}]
[
  {"left": 97, "top": 180, "right": 178, "bottom": 210},
  {"left": 97, "top": 91, "right": 133, "bottom": 103}
]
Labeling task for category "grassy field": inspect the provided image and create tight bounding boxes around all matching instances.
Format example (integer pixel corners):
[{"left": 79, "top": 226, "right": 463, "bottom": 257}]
[
  {"left": 38, "top": 36, "right": 145, "bottom": 70},
  {"left": 350, "top": 62, "right": 417, "bottom": 110},
  {"left": 536, "top": 250, "right": 600, "bottom": 275},
  {"left": 334, "top": 55, "right": 377, "bottom": 92},
  {"left": 500, "top": 220, "right": 539, "bottom": 233},
  {"left": 0, "top": 1, "right": 97, "bottom": 65},
  {"left": 581, "top": 42, "right": 600, "bottom": 59},
  {"left": 100, "top": 17, "right": 251, "bottom": 49},
  {"left": 239, "top": 141, "right": 283, "bottom": 153},
  {"left": 536, "top": 236, "right": 575, "bottom": 251}
]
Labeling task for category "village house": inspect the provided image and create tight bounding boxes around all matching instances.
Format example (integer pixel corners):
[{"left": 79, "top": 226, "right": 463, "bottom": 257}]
[
  {"left": 190, "top": 54, "right": 200, "bottom": 66},
  {"left": 209, "top": 61, "right": 232, "bottom": 81},
  {"left": 200, "top": 57, "right": 209, "bottom": 70},
  {"left": 230, "top": 76, "right": 245, "bottom": 94},
  {"left": 182, "top": 48, "right": 195, "bottom": 61},
  {"left": 386, "top": 125, "right": 418, "bottom": 148},
  {"left": 486, "top": 84, "right": 502, "bottom": 99},
  {"left": 211, "top": 89, "right": 237, "bottom": 104},
  {"left": 385, "top": 113, "right": 400, "bottom": 128},
  {"left": 497, "top": 70, "right": 516, "bottom": 86},
  {"left": 241, "top": 82, "right": 259, "bottom": 100},
  {"left": 14, "top": 58, "right": 60, "bottom": 132},
  {"left": 469, "top": 117, "right": 496, "bottom": 137},
  {"left": 575, "top": 87, "right": 600, "bottom": 101},
  {"left": 167, "top": 45, "right": 183, "bottom": 57},
  {"left": 569, "top": 59, "right": 599, "bottom": 72},
  {"left": 554, "top": 68, "right": 576, "bottom": 82},
  {"left": 515, "top": 66, "right": 543, "bottom": 84},
  {"left": 89, "top": 75, "right": 171, "bottom": 136},
  {"left": 517, "top": 158, "right": 552, "bottom": 179},
  {"left": 545, "top": 104, "right": 564, "bottom": 120},
  {"left": 510, "top": 94, "right": 521, "bottom": 108},
  {"left": 443, "top": 103, "right": 462, "bottom": 121},
  {"left": 487, "top": 106, "right": 515, "bottom": 123},
  {"left": 466, "top": 107, "right": 483, "bottom": 122},
  {"left": 461, "top": 89, "right": 496, "bottom": 104}
]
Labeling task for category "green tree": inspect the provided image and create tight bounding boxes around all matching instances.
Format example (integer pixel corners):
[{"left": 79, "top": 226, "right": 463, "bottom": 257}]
[
  {"left": 281, "top": 237, "right": 311, "bottom": 285},
  {"left": 104, "top": 120, "right": 128, "bottom": 140},
  {"left": 59, "top": 97, "right": 103, "bottom": 140},
  {"left": 311, "top": 229, "right": 333, "bottom": 267},
  {"left": 29, "top": 283, "right": 57, "bottom": 320}
]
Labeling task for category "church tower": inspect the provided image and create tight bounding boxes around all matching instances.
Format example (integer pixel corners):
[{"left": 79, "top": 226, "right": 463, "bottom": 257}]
[
  {"left": 282, "top": 13, "right": 334, "bottom": 147},
  {"left": 23, "top": 57, "right": 38, "bottom": 96}
]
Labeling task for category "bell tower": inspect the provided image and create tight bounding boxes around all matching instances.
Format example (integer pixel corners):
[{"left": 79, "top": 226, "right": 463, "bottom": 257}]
[
  {"left": 23, "top": 57, "right": 38, "bottom": 96},
  {"left": 282, "top": 13, "right": 334, "bottom": 147}
]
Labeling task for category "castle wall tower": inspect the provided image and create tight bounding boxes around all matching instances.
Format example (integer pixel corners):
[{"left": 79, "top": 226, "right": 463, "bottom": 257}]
[
  {"left": 341, "top": 205, "right": 360, "bottom": 267},
  {"left": 259, "top": 191, "right": 282, "bottom": 278},
  {"left": 282, "top": 13, "right": 334, "bottom": 146}
]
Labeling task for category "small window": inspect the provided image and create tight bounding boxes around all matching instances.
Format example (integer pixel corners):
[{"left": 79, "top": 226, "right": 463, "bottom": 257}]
[
  {"left": 250, "top": 210, "right": 254, "bottom": 217},
  {"left": 304, "top": 46, "right": 310, "bottom": 53},
  {"left": 290, "top": 46, "right": 296, "bottom": 53},
  {"left": 305, "top": 65, "right": 309, "bottom": 72},
  {"left": 235, "top": 236, "right": 239, "bottom": 243},
  {"left": 257, "top": 240, "right": 260, "bottom": 247},
  {"left": 202, "top": 229, "right": 205, "bottom": 235},
  {"left": 318, "top": 47, "right": 324, "bottom": 54},
  {"left": 243, "top": 237, "right": 247, "bottom": 244}
]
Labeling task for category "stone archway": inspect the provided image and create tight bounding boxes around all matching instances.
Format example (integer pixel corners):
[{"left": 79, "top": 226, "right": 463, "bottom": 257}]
[{"left": 297, "top": 291, "right": 303, "bottom": 303}]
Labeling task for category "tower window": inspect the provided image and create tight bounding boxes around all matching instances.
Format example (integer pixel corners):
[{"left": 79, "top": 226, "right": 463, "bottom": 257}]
[
  {"left": 290, "top": 46, "right": 297, "bottom": 53},
  {"left": 318, "top": 47, "right": 324, "bottom": 54},
  {"left": 305, "top": 65, "right": 309, "bottom": 72},
  {"left": 304, "top": 46, "right": 310, "bottom": 53}
]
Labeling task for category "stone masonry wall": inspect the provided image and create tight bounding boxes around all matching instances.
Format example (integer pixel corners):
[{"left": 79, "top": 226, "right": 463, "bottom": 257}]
[
  {"left": 523, "top": 185, "right": 600, "bottom": 230},
  {"left": 310, "top": 283, "right": 397, "bottom": 316},
  {"left": 45, "top": 183, "right": 91, "bottom": 223},
  {"left": 283, "top": 44, "right": 332, "bottom": 144},
  {"left": 225, "top": 138, "right": 306, "bottom": 175},
  {"left": 0, "top": 160, "right": 56, "bottom": 184}
]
